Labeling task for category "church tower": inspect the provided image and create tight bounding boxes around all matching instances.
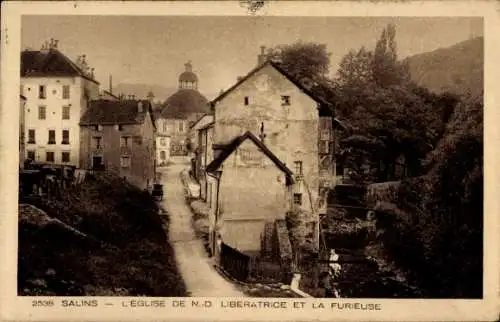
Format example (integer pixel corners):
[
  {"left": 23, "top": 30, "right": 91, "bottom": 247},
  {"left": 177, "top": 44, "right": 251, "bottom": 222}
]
[{"left": 178, "top": 61, "right": 198, "bottom": 90}]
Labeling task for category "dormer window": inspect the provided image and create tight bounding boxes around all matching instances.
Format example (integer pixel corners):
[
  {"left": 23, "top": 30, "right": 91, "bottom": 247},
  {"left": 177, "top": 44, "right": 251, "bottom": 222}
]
[
  {"left": 281, "top": 95, "right": 291, "bottom": 106},
  {"left": 244, "top": 96, "right": 249, "bottom": 106}
]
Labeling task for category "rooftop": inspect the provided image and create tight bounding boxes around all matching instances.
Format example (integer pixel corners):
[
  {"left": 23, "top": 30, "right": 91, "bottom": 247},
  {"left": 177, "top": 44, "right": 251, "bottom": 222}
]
[
  {"left": 205, "top": 131, "right": 294, "bottom": 185},
  {"left": 80, "top": 99, "right": 155, "bottom": 126}
]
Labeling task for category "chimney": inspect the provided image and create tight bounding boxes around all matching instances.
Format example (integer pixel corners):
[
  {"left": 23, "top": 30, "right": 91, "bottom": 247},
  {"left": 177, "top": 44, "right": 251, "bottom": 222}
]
[
  {"left": 258, "top": 45, "right": 266, "bottom": 65},
  {"left": 40, "top": 40, "right": 50, "bottom": 53},
  {"left": 137, "top": 101, "right": 144, "bottom": 113}
]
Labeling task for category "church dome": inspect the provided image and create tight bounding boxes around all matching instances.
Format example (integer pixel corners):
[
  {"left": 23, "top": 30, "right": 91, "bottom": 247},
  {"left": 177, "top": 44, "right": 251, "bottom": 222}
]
[
  {"left": 160, "top": 61, "right": 210, "bottom": 118},
  {"left": 160, "top": 88, "right": 210, "bottom": 118},
  {"left": 179, "top": 71, "right": 198, "bottom": 83}
]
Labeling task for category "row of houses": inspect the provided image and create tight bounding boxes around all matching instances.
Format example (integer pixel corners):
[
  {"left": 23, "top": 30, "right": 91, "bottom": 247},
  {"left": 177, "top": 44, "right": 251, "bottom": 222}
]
[
  {"left": 188, "top": 52, "right": 349, "bottom": 265},
  {"left": 19, "top": 39, "right": 157, "bottom": 189},
  {"left": 19, "top": 37, "right": 216, "bottom": 189}
]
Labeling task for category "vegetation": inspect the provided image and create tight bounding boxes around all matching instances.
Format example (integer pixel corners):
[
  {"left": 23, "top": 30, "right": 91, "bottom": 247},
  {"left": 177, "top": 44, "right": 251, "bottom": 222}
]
[
  {"left": 268, "top": 23, "right": 483, "bottom": 298},
  {"left": 18, "top": 173, "right": 187, "bottom": 296},
  {"left": 376, "top": 94, "right": 483, "bottom": 298}
]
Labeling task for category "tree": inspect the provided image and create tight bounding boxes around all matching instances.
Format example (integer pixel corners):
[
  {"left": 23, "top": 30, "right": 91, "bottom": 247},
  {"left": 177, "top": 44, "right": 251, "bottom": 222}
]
[
  {"left": 333, "top": 24, "right": 456, "bottom": 183},
  {"left": 263, "top": 41, "right": 331, "bottom": 86},
  {"left": 372, "top": 23, "right": 410, "bottom": 87},
  {"left": 336, "top": 46, "right": 374, "bottom": 89},
  {"left": 384, "top": 94, "right": 483, "bottom": 297}
]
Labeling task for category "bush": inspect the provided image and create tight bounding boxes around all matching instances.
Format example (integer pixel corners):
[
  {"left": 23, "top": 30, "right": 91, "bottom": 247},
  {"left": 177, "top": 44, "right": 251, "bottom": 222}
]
[{"left": 18, "top": 172, "right": 187, "bottom": 296}]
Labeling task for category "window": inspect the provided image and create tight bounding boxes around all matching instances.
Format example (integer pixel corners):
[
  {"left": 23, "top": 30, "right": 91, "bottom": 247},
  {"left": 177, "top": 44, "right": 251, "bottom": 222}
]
[
  {"left": 39, "top": 85, "right": 46, "bottom": 99},
  {"left": 38, "top": 106, "right": 46, "bottom": 120},
  {"left": 92, "top": 136, "right": 102, "bottom": 149},
  {"left": 48, "top": 130, "right": 56, "bottom": 144},
  {"left": 120, "top": 136, "right": 130, "bottom": 148},
  {"left": 294, "top": 161, "right": 303, "bottom": 176},
  {"left": 133, "top": 136, "right": 143, "bottom": 145},
  {"left": 293, "top": 193, "right": 302, "bottom": 205},
  {"left": 178, "top": 121, "right": 184, "bottom": 133},
  {"left": 120, "top": 156, "right": 131, "bottom": 168},
  {"left": 61, "top": 152, "right": 70, "bottom": 163},
  {"left": 244, "top": 96, "right": 249, "bottom": 105},
  {"left": 27, "top": 150, "right": 35, "bottom": 161},
  {"left": 27, "top": 129, "right": 35, "bottom": 144},
  {"left": 62, "top": 85, "right": 70, "bottom": 99},
  {"left": 46, "top": 151, "right": 54, "bottom": 163},
  {"left": 160, "top": 138, "right": 166, "bottom": 146},
  {"left": 62, "top": 130, "right": 69, "bottom": 144},
  {"left": 62, "top": 106, "right": 70, "bottom": 120},
  {"left": 319, "top": 140, "right": 329, "bottom": 154},
  {"left": 281, "top": 95, "right": 291, "bottom": 106},
  {"left": 160, "top": 151, "right": 166, "bottom": 160},
  {"left": 163, "top": 123, "right": 167, "bottom": 132},
  {"left": 118, "top": 124, "right": 124, "bottom": 131},
  {"left": 92, "top": 156, "right": 104, "bottom": 170}
]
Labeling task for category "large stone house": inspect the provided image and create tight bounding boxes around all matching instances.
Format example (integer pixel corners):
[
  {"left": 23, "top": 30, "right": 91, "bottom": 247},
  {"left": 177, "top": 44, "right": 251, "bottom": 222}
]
[
  {"left": 21, "top": 39, "right": 100, "bottom": 167},
  {"left": 79, "top": 99, "right": 156, "bottom": 189},
  {"left": 203, "top": 59, "right": 338, "bottom": 259},
  {"left": 205, "top": 131, "right": 294, "bottom": 257},
  {"left": 156, "top": 61, "right": 211, "bottom": 157}
]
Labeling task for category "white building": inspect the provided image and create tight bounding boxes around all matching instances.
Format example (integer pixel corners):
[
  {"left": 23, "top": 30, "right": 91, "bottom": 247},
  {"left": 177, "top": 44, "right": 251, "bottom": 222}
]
[
  {"left": 156, "top": 133, "right": 171, "bottom": 167},
  {"left": 21, "top": 39, "right": 100, "bottom": 167}
]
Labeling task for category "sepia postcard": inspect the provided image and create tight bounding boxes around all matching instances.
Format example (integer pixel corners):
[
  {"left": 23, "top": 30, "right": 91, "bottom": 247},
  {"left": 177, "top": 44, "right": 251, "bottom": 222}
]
[{"left": 1, "top": 0, "right": 499, "bottom": 321}]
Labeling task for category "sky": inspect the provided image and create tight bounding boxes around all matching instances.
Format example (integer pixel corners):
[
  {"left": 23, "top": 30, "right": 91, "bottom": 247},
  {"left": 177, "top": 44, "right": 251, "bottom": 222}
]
[{"left": 21, "top": 16, "right": 483, "bottom": 99}]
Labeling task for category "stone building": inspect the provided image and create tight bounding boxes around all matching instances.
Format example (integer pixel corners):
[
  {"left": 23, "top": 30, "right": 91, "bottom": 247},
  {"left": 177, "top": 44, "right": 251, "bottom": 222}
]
[
  {"left": 19, "top": 95, "right": 27, "bottom": 168},
  {"left": 79, "top": 99, "right": 156, "bottom": 189},
  {"left": 205, "top": 131, "right": 295, "bottom": 256},
  {"left": 156, "top": 61, "right": 211, "bottom": 157},
  {"left": 195, "top": 120, "right": 214, "bottom": 201},
  {"left": 21, "top": 39, "right": 100, "bottom": 166},
  {"left": 156, "top": 134, "right": 171, "bottom": 167},
  {"left": 204, "top": 59, "right": 337, "bottom": 258}
]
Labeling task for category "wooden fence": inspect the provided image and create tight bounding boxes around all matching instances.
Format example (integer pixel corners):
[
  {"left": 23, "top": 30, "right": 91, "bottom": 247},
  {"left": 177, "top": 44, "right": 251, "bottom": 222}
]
[{"left": 220, "top": 242, "right": 250, "bottom": 281}]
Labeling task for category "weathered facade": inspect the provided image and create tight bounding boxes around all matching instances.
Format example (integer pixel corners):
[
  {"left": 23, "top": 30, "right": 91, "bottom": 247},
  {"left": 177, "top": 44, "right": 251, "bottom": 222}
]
[
  {"left": 205, "top": 131, "right": 294, "bottom": 257},
  {"left": 210, "top": 61, "right": 331, "bottom": 219},
  {"left": 79, "top": 99, "right": 156, "bottom": 189},
  {"left": 203, "top": 60, "right": 337, "bottom": 257},
  {"left": 21, "top": 39, "right": 100, "bottom": 167}
]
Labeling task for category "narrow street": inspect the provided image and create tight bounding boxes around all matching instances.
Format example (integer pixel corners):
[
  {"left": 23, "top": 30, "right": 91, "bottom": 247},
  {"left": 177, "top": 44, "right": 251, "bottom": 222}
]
[{"left": 160, "top": 163, "right": 245, "bottom": 297}]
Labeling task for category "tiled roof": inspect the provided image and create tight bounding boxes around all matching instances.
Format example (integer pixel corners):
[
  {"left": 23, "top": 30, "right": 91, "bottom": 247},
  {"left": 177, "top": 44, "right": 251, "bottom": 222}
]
[
  {"left": 210, "top": 60, "right": 333, "bottom": 108},
  {"left": 80, "top": 99, "right": 155, "bottom": 126},
  {"left": 160, "top": 89, "right": 211, "bottom": 118},
  {"left": 21, "top": 49, "right": 99, "bottom": 84},
  {"left": 205, "top": 131, "right": 294, "bottom": 185}
]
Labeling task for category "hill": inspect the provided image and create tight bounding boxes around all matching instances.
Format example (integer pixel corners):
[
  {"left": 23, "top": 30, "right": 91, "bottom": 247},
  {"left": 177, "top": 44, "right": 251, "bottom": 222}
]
[{"left": 403, "top": 37, "right": 483, "bottom": 97}]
